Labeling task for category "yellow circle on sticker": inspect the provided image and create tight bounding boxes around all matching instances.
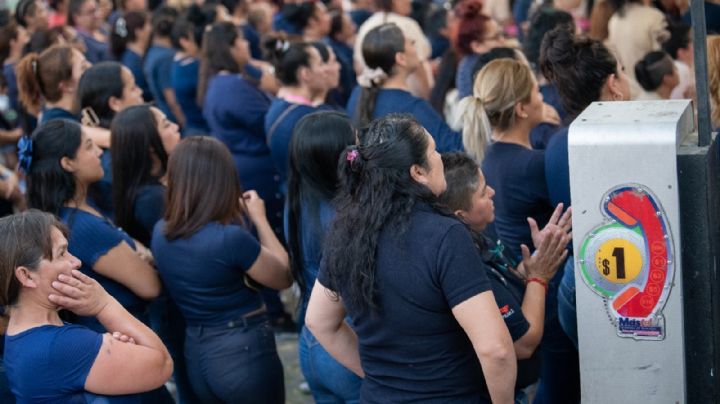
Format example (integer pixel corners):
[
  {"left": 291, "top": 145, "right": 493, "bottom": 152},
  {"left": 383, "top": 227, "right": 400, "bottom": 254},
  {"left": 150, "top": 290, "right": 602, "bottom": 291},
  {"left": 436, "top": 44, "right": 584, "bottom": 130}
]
[{"left": 595, "top": 238, "right": 643, "bottom": 284}]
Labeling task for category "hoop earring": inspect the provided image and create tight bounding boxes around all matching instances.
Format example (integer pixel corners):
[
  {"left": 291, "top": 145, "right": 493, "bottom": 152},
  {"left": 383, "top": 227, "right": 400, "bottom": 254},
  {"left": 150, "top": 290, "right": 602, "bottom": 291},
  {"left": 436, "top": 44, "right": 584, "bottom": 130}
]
[{"left": 612, "top": 92, "right": 623, "bottom": 101}]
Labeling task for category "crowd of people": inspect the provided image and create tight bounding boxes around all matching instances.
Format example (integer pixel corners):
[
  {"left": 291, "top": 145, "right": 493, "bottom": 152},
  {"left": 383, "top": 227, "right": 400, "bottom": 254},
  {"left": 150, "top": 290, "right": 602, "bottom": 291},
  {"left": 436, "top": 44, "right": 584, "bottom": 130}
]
[{"left": 0, "top": 0, "right": 713, "bottom": 401}]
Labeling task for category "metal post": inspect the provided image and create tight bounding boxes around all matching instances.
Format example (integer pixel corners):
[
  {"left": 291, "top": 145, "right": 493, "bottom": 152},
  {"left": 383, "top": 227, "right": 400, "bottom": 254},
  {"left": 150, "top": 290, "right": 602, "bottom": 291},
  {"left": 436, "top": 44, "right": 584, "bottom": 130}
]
[{"left": 692, "top": 0, "right": 712, "bottom": 146}]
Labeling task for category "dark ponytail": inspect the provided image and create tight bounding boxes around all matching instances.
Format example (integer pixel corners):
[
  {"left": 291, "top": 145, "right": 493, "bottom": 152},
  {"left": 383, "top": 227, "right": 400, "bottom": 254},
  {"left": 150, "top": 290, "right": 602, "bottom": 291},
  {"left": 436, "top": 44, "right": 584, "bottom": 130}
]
[
  {"left": 355, "top": 23, "right": 405, "bottom": 128},
  {"left": 286, "top": 111, "right": 355, "bottom": 302}
]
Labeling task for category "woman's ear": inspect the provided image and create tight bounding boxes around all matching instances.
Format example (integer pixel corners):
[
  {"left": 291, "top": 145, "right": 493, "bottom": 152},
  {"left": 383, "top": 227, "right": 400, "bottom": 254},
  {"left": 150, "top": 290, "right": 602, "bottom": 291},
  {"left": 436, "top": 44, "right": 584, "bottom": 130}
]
[
  {"left": 394, "top": 50, "right": 406, "bottom": 68},
  {"left": 605, "top": 74, "right": 624, "bottom": 101},
  {"left": 409, "top": 163, "right": 428, "bottom": 186},
  {"left": 514, "top": 102, "right": 528, "bottom": 119},
  {"left": 108, "top": 96, "right": 122, "bottom": 112},
  {"left": 60, "top": 156, "right": 76, "bottom": 173},
  {"left": 14, "top": 266, "right": 37, "bottom": 289}
]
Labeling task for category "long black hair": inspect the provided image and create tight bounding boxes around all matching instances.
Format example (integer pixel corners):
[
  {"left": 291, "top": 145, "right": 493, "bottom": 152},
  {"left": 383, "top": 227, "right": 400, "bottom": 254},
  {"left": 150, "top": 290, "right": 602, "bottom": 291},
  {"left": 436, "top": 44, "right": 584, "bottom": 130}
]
[
  {"left": 77, "top": 61, "right": 125, "bottom": 129},
  {"left": 111, "top": 105, "right": 168, "bottom": 240},
  {"left": 322, "top": 114, "right": 435, "bottom": 313},
  {"left": 355, "top": 23, "right": 405, "bottom": 128},
  {"left": 286, "top": 111, "right": 355, "bottom": 300},
  {"left": 26, "top": 120, "right": 83, "bottom": 215},
  {"left": 197, "top": 21, "right": 242, "bottom": 104}
]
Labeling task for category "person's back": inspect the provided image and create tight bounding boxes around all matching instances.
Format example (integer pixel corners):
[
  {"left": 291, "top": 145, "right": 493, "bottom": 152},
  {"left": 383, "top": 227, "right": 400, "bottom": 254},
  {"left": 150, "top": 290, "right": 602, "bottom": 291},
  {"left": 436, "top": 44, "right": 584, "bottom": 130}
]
[
  {"left": 152, "top": 221, "right": 264, "bottom": 326},
  {"left": 171, "top": 56, "right": 207, "bottom": 135},
  {"left": 143, "top": 44, "right": 176, "bottom": 121},
  {"left": 319, "top": 203, "right": 490, "bottom": 402},
  {"left": 204, "top": 74, "right": 270, "bottom": 156},
  {"left": 347, "top": 87, "right": 463, "bottom": 152},
  {"left": 482, "top": 143, "right": 554, "bottom": 259},
  {"left": 265, "top": 99, "right": 326, "bottom": 186}
]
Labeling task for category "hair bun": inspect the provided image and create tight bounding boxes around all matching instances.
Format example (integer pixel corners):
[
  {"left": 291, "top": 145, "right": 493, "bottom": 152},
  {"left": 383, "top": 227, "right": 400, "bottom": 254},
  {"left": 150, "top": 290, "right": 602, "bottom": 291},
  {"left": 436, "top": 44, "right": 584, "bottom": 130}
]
[{"left": 539, "top": 26, "right": 576, "bottom": 81}]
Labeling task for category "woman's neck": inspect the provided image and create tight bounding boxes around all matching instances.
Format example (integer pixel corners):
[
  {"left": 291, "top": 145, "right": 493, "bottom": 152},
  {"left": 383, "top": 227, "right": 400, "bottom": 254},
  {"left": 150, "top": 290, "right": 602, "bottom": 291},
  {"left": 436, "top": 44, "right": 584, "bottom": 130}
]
[
  {"left": 6, "top": 49, "right": 23, "bottom": 64},
  {"left": 153, "top": 37, "right": 172, "bottom": 48},
  {"left": 303, "top": 29, "right": 323, "bottom": 42},
  {"left": 281, "top": 86, "right": 315, "bottom": 105},
  {"left": 656, "top": 84, "right": 673, "bottom": 100},
  {"left": 127, "top": 41, "right": 146, "bottom": 56},
  {"left": 8, "top": 296, "right": 63, "bottom": 333},
  {"left": 45, "top": 94, "right": 75, "bottom": 113},
  {"left": 382, "top": 72, "right": 409, "bottom": 91},
  {"left": 491, "top": 124, "right": 532, "bottom": 149},
  {"left": 66, "top": 182, "right": 91, "bottom": 211}
]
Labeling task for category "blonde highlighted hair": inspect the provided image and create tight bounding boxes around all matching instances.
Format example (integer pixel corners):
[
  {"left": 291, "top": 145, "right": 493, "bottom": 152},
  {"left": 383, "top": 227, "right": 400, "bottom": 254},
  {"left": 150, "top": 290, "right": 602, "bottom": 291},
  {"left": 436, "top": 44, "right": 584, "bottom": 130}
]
[{"left": 460, "top": 58, "right": 535, "bottom": 162}]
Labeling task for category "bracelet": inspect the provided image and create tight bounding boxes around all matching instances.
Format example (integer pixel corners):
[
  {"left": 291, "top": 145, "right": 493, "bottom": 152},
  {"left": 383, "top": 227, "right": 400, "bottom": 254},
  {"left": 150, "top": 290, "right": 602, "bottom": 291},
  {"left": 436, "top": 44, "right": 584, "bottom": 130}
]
[{"left": 526, "top": 277, "right": 548, "bottom": 293}]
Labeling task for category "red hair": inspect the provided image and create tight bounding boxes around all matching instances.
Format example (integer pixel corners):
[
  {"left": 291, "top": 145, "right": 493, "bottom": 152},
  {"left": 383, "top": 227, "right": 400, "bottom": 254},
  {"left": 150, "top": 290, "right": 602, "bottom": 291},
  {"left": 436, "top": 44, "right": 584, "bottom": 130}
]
[{"left": 452, "top": 0, "right": 491, "bottom": 56}]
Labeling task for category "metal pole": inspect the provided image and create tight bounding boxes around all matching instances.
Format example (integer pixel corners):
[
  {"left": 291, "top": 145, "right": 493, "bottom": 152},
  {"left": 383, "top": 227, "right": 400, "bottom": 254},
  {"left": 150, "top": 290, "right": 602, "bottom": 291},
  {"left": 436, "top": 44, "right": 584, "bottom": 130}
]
[{"left": 692, "top": 0, "right": 712, "bottom": 147}]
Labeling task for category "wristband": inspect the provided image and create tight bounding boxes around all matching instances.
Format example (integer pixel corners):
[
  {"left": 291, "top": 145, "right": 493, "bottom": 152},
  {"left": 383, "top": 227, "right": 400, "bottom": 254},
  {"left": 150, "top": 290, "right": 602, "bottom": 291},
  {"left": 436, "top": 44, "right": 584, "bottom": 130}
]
[{"left": 526, "top": 277, "right": 548, "bottom": 293}]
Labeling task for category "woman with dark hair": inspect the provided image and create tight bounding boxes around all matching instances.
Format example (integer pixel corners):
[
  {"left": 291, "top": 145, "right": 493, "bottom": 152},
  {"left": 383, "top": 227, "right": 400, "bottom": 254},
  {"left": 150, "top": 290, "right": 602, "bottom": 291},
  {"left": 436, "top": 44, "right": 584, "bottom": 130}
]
[
  {"left": 285, "top": 111, "right": 361, "bottom": 402},
  {"left": 111, "top": 105, "right": 192, "bottom": 403},
  {"left": 283, "top": 1, "right": 332, "bottom": 41},
  {"left": 522, "top": 7, "right": 575, "bottom": 149},
  {"left": 144, "top": 6, "right": 184, "bottom": 126},
  {"left": 14, "top": 0, "right": 49, "bottom": 36},
  {"left": 0, "top": 210, "right": 173, "bottom": 402},
  {"left": 306, "top": 114, "right": 516, "bottom": 403},
  {"left": 353, "top": 0, "right": 432, "bottom": 98},
  {"left": 310, "top": 41, "right": 342, "bottom": 105},
  {"left": 327, "top": 10, "right": 356, "bottom": 106},
  {"left": 16, "top": 45, "right": 90, "bottom": 123},
  {"left": 202, "top": 22, "right": 283, "bottom": 238},
  {"left": 170, "top": 6, "right": 211, "bottom": 136},
  {"left": 111, "top": 105, "right": 179, "bottom": 246},
  {"left": 110, "top": 11, "right": 153, "bottom": 102},
  {"left": 22, "top": 119, "right": 161, "bottom": 333},
  {"left": 263, "top": 38, "right": 332, "bottom": 189},
  {"left": 452, "top": 0, "right": 504, "bottom": 99},
  {"left": 440, "top": 152, "right": 570, "bottom": 403},
  {"left": 152, "top": 136, "right": 291, "bottom": 403},
  {"left": 536, "top": 26, "right": 632, "bottom": 404},
  {"left": 77, "top": 61, "right": 144, "bottom": 217},
  {"left": 67, "top": 0, "right": 109, "bottom": 63},
  {"left": 634, "top": 50, "right": 678, "bottom": 100},
  {"left": 0, "top": 20, "right": 30, "bottom": 138},
  {"left": 347, "top": 23, "right": 462, "bottom": 152}
]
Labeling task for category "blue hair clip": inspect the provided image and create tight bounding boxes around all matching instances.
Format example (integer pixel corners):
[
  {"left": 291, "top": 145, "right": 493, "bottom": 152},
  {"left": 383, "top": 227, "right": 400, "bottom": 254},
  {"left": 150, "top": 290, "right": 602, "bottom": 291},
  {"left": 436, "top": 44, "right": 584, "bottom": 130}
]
[{"left": 17, "top": 136, "right": 33, "bottom": 174}]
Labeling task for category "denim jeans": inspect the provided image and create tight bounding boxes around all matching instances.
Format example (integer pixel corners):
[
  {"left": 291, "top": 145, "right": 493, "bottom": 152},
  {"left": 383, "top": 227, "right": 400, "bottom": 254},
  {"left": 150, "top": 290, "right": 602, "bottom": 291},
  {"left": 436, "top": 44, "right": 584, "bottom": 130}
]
[
  {"left": 298, "top": 326, "right": 361, "bottom": 404},
  {"left": 557, "top": 258, "right": 578, "bottom": 349},
  {"left": 184, "top": 315, "right": 285, "bottom": 404},
  {"left": 533, "top": 259, "right": 581, "bottom": 404}
]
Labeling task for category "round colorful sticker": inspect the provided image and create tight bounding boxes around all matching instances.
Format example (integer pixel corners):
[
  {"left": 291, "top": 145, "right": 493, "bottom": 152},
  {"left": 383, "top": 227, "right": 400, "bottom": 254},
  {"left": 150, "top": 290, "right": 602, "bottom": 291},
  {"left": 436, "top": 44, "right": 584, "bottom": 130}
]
[{"left": 578, "top": 185, "right": 674, "bottom": 341}]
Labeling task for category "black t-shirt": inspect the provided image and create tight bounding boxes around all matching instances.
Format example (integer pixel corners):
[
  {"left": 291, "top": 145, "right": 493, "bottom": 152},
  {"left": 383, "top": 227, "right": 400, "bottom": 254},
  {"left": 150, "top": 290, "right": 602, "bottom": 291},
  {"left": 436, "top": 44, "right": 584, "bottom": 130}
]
[
  {"left": 477, "top": 236, "right": 541, "bottom": 395},
  {"left": 318, "top": 203, "right": 492, "bottom": 403}
]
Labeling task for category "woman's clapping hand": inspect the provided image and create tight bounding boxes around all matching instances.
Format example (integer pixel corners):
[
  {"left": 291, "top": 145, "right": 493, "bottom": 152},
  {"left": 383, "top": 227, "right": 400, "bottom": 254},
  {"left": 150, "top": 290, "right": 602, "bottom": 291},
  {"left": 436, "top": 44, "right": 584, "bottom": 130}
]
[
  {"left": 528, "top": 203, "right": 572, "bottom": 249},
  {"left": 520, "top": 224, "right": 570, "bottom": 282}
]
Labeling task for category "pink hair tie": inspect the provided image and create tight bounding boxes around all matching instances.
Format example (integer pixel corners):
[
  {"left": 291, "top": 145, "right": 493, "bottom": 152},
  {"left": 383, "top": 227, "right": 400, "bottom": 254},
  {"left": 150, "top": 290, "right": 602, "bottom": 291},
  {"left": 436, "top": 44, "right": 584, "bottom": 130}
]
[{"left": 347, "top": 149, "right": 359, "bottom": 162}]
